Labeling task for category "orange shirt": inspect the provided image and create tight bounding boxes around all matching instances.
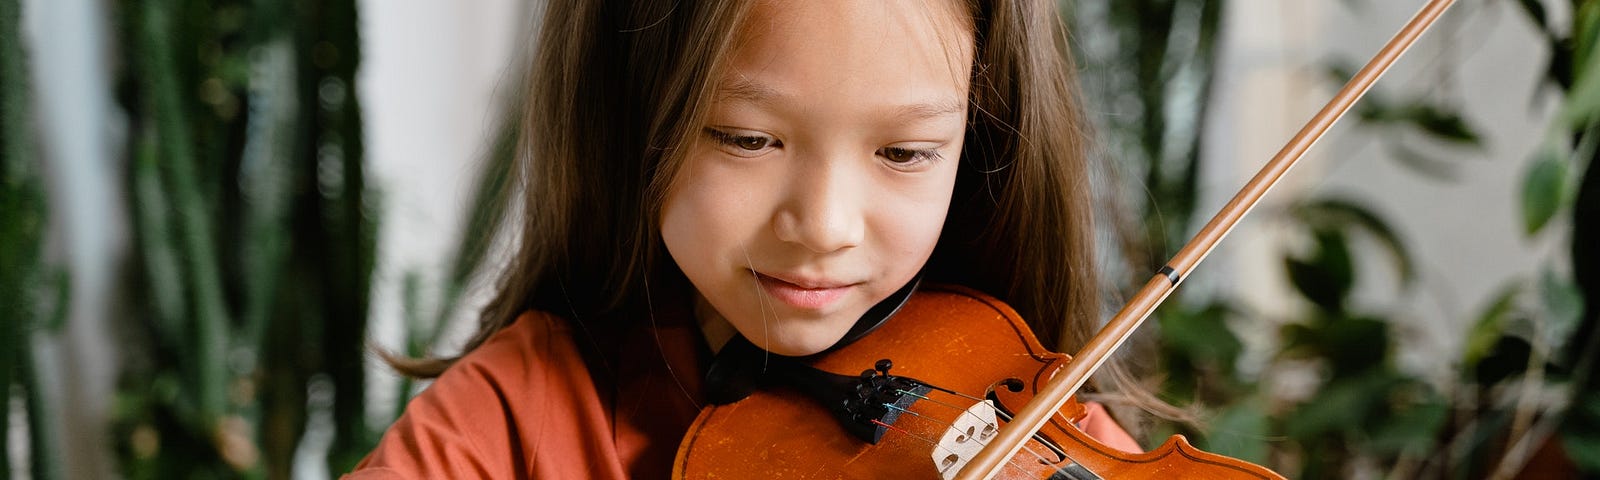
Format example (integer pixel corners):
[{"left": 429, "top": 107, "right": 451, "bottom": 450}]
[{"left": 347, "top": 310, "right": 1141, "bottom": 479}]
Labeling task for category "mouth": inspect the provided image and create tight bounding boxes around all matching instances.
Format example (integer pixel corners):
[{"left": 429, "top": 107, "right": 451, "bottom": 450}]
[{"left": 752, "top": 270, "right": 859, "bottom": 310}]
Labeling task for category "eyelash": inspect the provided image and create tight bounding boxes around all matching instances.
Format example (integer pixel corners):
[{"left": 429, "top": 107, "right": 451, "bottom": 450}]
[
  {"left": 705, "top": 128, "right": 779, "bottom": 153},
  {"left": 703, "top": 127, "right": 944, "bottom": 168},
  {"left": 877, "top": 147, "right": 943, "bottom": 167}
]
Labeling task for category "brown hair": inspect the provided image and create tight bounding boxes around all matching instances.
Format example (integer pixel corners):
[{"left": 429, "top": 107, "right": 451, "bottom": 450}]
[{"left": 388, "top": 0, "right": 1179, "bottom": 428}]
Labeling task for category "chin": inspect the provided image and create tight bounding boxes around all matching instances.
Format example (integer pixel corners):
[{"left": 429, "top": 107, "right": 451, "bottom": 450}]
[
  {"left": 740, "top": 309, "right": 863, "bottom": 357},
  {"left": 759, "top": 336, "right": 836, "bottom": 357}
]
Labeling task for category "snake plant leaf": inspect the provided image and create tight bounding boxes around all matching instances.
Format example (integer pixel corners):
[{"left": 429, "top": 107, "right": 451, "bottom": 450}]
[{"left": 1521, "top": 145, "right": 1569, "bottom": 235}]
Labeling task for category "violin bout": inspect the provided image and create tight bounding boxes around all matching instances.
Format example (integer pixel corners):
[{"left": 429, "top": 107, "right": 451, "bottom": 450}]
[{"left": 672, "top": 285, "right": 1283, "bottom": 479}]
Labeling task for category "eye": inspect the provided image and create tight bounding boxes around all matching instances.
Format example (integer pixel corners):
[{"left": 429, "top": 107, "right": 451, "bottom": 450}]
[
  {"left": 705, "top": 127, "right": 780, "bottom": 155},
  {"left": 877, "top": 146, "right": 943, "bottom": 169}
]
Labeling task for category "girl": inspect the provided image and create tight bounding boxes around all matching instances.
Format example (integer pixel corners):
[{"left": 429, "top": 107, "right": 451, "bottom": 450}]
[{"left": 349, "top": 0, "right": 1157, "bottom": 477}]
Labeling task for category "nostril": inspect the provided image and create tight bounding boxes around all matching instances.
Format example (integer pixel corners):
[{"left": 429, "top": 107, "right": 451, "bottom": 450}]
[{"left": 772, "top": 210, "right": 862, "bottom": 253}]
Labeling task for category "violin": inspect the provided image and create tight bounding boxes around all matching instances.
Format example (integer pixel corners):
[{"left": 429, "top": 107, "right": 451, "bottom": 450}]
[
  {"left": 673, "top": 1, "right": 1456, "bottom": 477},
  {"left": 674, "top": 284, "right": 1282, "bottom": 479}
]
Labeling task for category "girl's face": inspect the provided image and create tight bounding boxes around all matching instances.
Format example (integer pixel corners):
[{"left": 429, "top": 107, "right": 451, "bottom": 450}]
[{"left": 661, "top": 0, "right": 974, "bottom": 356}]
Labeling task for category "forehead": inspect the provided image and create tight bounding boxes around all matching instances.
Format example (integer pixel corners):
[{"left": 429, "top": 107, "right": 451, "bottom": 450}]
[{"left": 715, "top": 0, "right": 975, "bottom": 112}]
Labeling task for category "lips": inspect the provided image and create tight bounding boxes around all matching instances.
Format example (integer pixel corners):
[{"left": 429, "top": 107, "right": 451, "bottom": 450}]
[{"left": 752, "top": 271, "right": 857, "bottom": 310}]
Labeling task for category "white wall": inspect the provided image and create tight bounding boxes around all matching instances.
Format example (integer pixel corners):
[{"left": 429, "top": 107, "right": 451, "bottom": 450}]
[
  {"left": 355, "top": 0, "right": 526, "bottom": 433},
  {"left": 22, "top": 0, "right": 120, "bottom": 477}
]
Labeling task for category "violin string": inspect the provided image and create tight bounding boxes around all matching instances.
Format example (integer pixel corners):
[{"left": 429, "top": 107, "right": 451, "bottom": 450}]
[
  {"left": 882, "top": 402, "right": 1060, "bottom": 469},
  {"left": 908, "top": 385, "right": 1068, "bottom": 441},
  {"left": 868, "top": 419, "right": 1040, "bottom": 477},
  {"left": 886, "top": 394, "right": 1104, "bottom": 478},
  {"left": 913, "top": 381, "right": 1064, "bottom": 430},
  {"left": 889, "top": 390, "right": 1075, "bottom": 467}
]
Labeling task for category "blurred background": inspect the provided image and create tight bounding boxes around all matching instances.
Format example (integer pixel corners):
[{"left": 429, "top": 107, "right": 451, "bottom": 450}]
[{"left": 2, "top": 0, "right": 1595, "bottom": 478}]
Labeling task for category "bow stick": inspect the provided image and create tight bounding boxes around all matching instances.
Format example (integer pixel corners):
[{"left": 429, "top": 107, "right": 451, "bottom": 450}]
[{"left": 954, "top": 1, "right": 1459, "bottom": 478}]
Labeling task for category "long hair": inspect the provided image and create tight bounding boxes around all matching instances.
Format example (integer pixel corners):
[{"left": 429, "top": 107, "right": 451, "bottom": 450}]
[{"left": 387, "top": 0, "right": 1177, "bottom": 427}]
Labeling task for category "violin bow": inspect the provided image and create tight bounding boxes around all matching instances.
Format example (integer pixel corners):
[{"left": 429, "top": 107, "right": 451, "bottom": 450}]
[{"left": 954, "top": 0, "right": 1458, "bottom": 478}]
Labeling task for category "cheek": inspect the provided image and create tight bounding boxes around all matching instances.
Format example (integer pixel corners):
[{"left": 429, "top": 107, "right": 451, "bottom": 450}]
[
  {"left": 873, "top": 164, "right": 960, "bottom": 263},
  {"left": 660, "top": 158, "right": 764, "bottom": 274}
]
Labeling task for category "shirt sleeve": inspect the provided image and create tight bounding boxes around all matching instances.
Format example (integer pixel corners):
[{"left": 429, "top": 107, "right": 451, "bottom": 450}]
[
  {"left": 343, "top": 316, "right": 550, "bottom": 480},
  {"left": 343, "top": 312, "right": 630, "bottom": 480},
  {"left": 342, "top": 360, "right": 527, "bottom": 479}
]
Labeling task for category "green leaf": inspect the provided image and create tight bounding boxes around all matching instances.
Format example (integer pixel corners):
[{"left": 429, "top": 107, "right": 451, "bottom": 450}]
[
  {"left": 1159, "top": 302, "right": 1244, "bottom": 374},
  {"left": 1201, "top": 401, "right": 1271, "bottom": 464},
  {"left": 1538, "top": 268, "right": 1584, "bottom": 359},
  {"left": 1326, "top": 62, "right": 1358, "bottom": 85},
  {"left": 1283, "top": 373, "right": 1398, "bottom": 439},
  {"left": 1475, "top": 336, "right": 1532, "bottom": 386},
  {"left": 1280, "top": 315, "right": 1389, "bottom": 376},
  {"left": 1357, "top": 100, "right": 1482, "bottom": 146},
  {"left": 1521, "top": 146, "right": 1570, "bottom": 235},
  {"left": 1563, "top": 4, "right": 1600, "bottom": 126},
  {"left": 1463, "top": 283, "right": 1521, "bottom": 370},
  {"left": 1402, "top": 103, "right": 1482, "bottom": 146},
  {"left": 1285, "top": 229, "right": 1355, "bottom": 313},
  {"left": 1574, "top": 2, "right": 1600, "bottom": 94},
  {"left": 1293, "top": 198, "right": 1416, "bottom": 286},
  {"left": 1388, "top": 142, "right": 1461, "bottom": 181},
  {"left": 1562, "top": 392, "right": 1600, "bottom": 473},
  {"left": 1325, "top": 316, "right": 1390, "bottom": 376},
  {"left": 1565, "top": 430, "right": 1600, "bottom": 473},
  {"left": 1366, "top": 394, "right": 1448, "bottom": 455}
]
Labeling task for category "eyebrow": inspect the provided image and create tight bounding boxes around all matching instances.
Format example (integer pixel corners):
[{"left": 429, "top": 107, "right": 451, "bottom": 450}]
[
  {"left": 716, "top": 77, "right": 782, "bottom": 104},
  {"left": 714, "top": 77, "right": 967, "bottom": 121}
]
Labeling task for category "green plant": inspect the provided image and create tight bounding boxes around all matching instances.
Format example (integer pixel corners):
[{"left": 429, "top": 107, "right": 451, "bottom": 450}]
[
  {"left": 1, "top": 0, "right": 67, "bottom": 478},
  {"left": 1072, "top": 0, "right": 1597, "bottom": 477},
  {"left": 110, "top": 0, "right": 376, "bottom": 477}
]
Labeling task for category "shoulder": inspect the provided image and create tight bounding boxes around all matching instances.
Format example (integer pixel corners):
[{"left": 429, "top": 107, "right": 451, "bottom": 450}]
[
  {"left": 429, "top": 311, "right": 588, "bottom": 410},
  {"left": 458, "top": 311, "right": 580, "bottom": 374},
  {"left": 347, "top": 312, "right": 619, "bottom": 479}
]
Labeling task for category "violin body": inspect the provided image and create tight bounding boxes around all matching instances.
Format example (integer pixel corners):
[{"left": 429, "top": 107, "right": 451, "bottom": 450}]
[{"left": 672, "top": 285, "right": 1283, "bottom": 479}]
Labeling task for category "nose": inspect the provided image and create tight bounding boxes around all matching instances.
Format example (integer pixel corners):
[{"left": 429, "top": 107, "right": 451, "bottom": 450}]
[{"left": 772, "top": 153, "right": 865, "bottom": 254}]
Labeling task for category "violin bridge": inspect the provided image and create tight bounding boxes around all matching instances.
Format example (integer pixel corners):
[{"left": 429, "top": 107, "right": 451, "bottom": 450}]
[
  {"left": 934, "top": 400, "right": 1001, "bottom": 480},
  {"left": 934, "top": 400, "right": 1103, "bottom": 480}
]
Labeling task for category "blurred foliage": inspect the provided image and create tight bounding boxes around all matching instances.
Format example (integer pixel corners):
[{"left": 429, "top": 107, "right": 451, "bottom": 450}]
[
  {"left": 3, "top": 0, "right": 520, "bottom": 475},
  {"left": 107, "top": 0, "right": 378, "bottom": 477},
  {"left": 1070, "top": 0, "right": 1224, "bottom": 268},
  {"left": 1074, "top": 0, "right": 1597, "bottom": 477},
  {"left": 3, "top": 0, "right": 66, "bottom": 478},
  {"left": 9, "top": 0, "right": 1594, "bottom": 478}
]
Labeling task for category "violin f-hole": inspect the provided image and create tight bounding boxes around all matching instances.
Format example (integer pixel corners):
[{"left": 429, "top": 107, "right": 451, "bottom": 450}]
[{"left": 985, "top": 379, "right": 1071, "bottom": 464}]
